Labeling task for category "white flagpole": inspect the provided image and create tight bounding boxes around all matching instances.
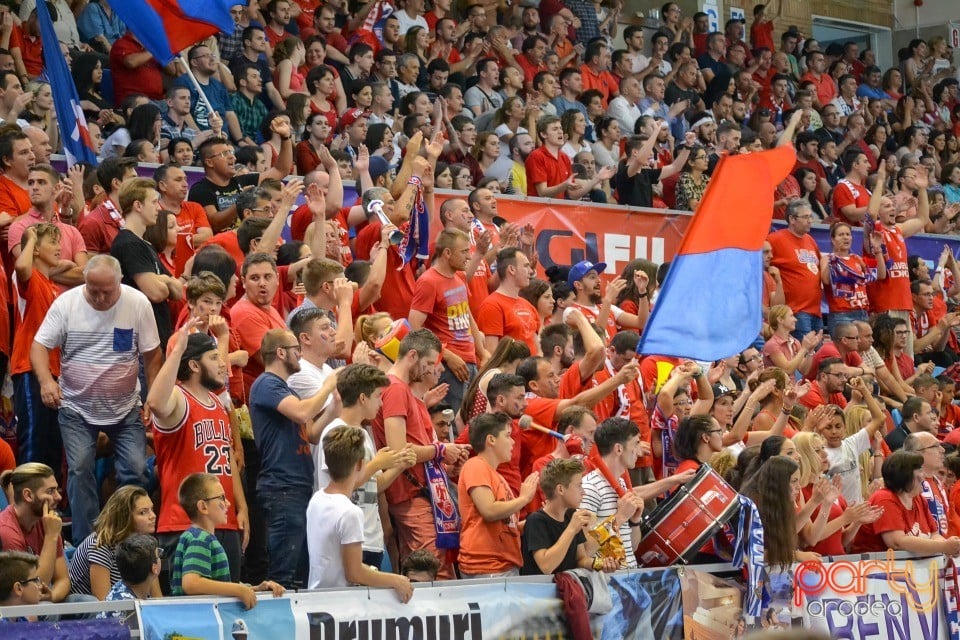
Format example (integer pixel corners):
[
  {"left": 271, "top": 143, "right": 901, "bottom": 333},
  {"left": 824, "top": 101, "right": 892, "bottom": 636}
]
[{"left": 177, "top": 53, "right": 218, "bottom": 127}]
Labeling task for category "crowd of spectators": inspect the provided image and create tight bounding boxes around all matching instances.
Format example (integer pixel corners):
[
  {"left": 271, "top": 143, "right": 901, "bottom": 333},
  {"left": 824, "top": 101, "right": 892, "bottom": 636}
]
[{"left": 2, "top": 0, "right": 960, "bottom": 625}]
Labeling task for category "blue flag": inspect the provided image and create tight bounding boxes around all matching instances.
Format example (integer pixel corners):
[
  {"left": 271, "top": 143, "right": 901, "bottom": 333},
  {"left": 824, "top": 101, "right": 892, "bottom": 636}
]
[
  {"left": 36, "top": 0, "right": 97, "bottom": 166},
  {"left": 108, "top": 0, "right": 238, "bottom": 65}
]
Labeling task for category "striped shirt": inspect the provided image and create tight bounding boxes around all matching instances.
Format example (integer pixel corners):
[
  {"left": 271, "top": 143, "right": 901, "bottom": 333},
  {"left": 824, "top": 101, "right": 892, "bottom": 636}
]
[
  {"left": 171, "top": 526, "right": 231, "bottom": 596},
  {"left": 33, "top": 284, "right": 160, "bottom": 425},
  {"left": 68, "top": 532, "right": 120, "bottom": 596},
  {"left": 580, "top": 469, "right": 637, "bottom": 568}
]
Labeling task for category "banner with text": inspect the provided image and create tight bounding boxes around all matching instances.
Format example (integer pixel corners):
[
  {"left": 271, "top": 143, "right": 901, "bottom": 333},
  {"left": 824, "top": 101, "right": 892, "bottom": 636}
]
[{"left": 793, "top": 553, "right": 950, "bottom": 640}]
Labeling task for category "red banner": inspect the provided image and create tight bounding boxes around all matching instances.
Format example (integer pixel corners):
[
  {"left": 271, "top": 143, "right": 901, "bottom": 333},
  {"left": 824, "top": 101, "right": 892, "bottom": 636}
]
[{"left": 435, "top": 192, "right": 692, "bottom": 280}]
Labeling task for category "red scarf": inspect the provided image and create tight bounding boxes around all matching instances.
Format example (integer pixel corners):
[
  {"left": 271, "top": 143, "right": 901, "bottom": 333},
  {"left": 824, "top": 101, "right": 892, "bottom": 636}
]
[{"left": 586, "top": 446, "right": 633, "bottom": 497}]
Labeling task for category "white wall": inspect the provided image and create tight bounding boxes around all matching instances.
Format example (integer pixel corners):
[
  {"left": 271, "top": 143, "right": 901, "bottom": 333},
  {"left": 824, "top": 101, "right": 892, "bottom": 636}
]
[{"left": 893, "top": 0, "right": 959, "bottom": 32}]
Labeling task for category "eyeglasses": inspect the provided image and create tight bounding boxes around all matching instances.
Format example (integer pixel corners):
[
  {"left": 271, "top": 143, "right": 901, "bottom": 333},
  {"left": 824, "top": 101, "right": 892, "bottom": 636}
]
[
  {"left": 894, "top": 330, "right": 911, "bottom": 336},
  {"left": 280, "top": 344, "right": 302, "bottom": 354},
  {"left": 19, "top": 576, "right": 43, "bottom": 588},
  {"left": 210, "top": 149, "right": 235, "bottom": 159},
  {"left": 706, "top": 429, "right": 724, "bottom": 435},
  {"left": 917, "top": 444, "right": 944, "bottom": 452},
  {"left": 201, "top": 493, "right": 228, "bottom": 504}
]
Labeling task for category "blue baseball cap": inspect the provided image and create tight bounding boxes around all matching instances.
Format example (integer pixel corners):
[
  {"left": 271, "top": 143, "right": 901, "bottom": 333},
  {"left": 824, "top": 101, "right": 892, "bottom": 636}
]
[{"left": 567, "top": 260, "right": 607, "bottom": 287}]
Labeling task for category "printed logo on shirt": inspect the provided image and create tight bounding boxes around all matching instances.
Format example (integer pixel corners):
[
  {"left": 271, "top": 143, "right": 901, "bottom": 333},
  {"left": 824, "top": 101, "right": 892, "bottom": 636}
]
[{"left": 795, "top": 248, "right": 819, "bottom": 274}]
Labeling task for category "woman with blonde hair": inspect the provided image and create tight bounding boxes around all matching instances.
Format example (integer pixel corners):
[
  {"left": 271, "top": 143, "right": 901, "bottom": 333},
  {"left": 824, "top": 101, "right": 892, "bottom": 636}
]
[
  {"left": 844, "top": 403, "right": 885, "bottom": 499},
  {"left": 794, "top": 432, "right": 882, "bottom": 554},
  {"left": 750, "top": 368, "right": 803, "bottom": 436},
  {"left": 67, "top": 485, "right": 159, "bottom": 600},
  {"left": 354, "top": 312, "right": 393, "bottom": 349},
  {"left": 23, "top": 80, "right": 59, "bottom": 152},
  {"left": 761, "top": 304, "right": 820, "bottom": 376}
]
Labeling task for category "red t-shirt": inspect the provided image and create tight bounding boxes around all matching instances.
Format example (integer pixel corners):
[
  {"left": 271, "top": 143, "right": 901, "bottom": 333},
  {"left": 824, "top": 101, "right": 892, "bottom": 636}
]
[
  {"left": 850, "top": 488, "right": 937, "bottom": 553},
  {"left": 579, "top": 64, "right": 618, "bottom": 107},
  {"left": 559, "top": 360, "right": 591, "bottom": 399},
  {"left": 410, "top": 267, "right": 476, "bottom": 363},
  {"left": 749, "top": 20, "right": 774, "bottom": 52},
  {"left": 802, "top": 484, "right": 848, "bottom": 556},
  {"left": 766, "top": 228, "right": 822, "bottom": 315},
  {"left": 831, "top": 179, "right": 871, "bottom": 226},
  {"left": 110, "top": 33, "right": 165, "bottom": 102},
  {"left": 78, "top": 201, "right": 123, "bottom": 255},
  {"left": 476, "top": 291, "right": 541, "bottom": 354},
  {"left": 455, "top": 418, "right": 522, "bottom": 496},
  {"left": 457, "top": 456, "right": 522, "bottom": 574},
  {"left": 0, "top": 504, "right": 64, "bottom": 560},
  {"left": 11, "top": 270, "right": 59, "bottom": 376},
  {"left": 354, "top": 220, "right": 415, "bottom": 321},
  {"left": 231, "top": 297, "right": 285, "bottom": 393},
  {"left": 373, "top": 375, "right": 435, "bottom": 504},
  {"left": 805, "top": 342, "right": 862, "bottom": 382},
  {"left": 521, "top": 396, "right": 562, "bottom": 476},
  {"left": 865, "top": 224, "right": 911, "bottom": 313},
  {"left": 800, "top": 72, "right": 837, "bottom": 108},
  {"left": 174, "top": 201, "right": 211, "bottom": 277},
  {"left": 569, "top": 301, "right": 619, "bottom": 343},
  {"left": 525, "top": 146, "right": 572, "bottom": 197},
  {"left": 592, "top": 367, "right": 652, "bottom": 469},
  {"left": 154, "top": 387, "right": 238, "bottom": 532},
  {"left": 798, "top": 382, "right": 848, "bottom": 410}
]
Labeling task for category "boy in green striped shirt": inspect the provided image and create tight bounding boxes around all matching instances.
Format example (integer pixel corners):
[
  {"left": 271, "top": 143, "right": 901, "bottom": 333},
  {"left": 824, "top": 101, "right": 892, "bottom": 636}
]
[{"left": 171, "top": 473, "right": 284, "bottom": 608}]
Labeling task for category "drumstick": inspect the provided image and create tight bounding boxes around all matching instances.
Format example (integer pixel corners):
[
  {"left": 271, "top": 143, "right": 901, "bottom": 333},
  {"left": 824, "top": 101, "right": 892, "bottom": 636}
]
[{"left": 519, "top": 415, "right": 564, "bottom": 440}]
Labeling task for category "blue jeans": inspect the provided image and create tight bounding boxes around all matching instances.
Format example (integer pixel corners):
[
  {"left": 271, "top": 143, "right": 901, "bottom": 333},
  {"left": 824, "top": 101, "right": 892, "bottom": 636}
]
[
  {"left": 791, "top": 311, "right": 824, "bottom": 342},
  {"left": 826, "top": 310, "right": 868, "bottom": 339},
  {"left": 59, "top": 405, "right": 148, "bottom": 546},
  {"left": 259, "top": 486, "right": 311, "bottom": 588},
  {"left": 439, "top": 362, "right": 478, "bottom": 416}
]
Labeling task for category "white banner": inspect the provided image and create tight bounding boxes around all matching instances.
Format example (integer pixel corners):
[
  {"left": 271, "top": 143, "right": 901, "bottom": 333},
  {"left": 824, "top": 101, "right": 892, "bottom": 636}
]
[
  {"left": 793, "top": 554, "right": 949, "bottom": 639},
  {"left": 290, "top": 580, "right": 564, "bottom": 639}
]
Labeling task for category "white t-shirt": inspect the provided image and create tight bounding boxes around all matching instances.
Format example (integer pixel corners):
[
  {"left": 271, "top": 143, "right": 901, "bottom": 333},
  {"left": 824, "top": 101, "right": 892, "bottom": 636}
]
[
  {"left": 315, "top": 418, "right": 385, "bottom": 553},
  {"left": 287, "top": 358, "right": 334, "bottom": 490},
  {"left": 34, "top": 284, "right": 160, "bottom": 425},
  {"left": 306, "top": 489, "right": 364, "bottom": 589},
  {"left": 826, "top": 428, "right": 871, "bottom": 506},
  {"left": 393, "top": 10, "right": 428, "bottom": 36}
]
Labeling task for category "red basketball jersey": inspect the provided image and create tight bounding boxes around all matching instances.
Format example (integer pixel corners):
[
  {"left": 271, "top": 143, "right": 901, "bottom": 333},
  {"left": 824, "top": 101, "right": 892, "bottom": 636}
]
[{"left": 154, "top": 386, "right": 238, "bottom": 533}]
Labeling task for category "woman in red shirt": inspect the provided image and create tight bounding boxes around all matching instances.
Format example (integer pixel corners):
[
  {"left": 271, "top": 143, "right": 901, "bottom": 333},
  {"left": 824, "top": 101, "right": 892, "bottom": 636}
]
[
  {"left": 852, "top": 450, "right": 960, "bottom": 554},
  {"left": 795, "top": 432, "right": 882, "bottom": 555},
  {"left": 741, "top": 455, "right": 803, "bottom": 568},
  {"left": 820, "top": 221, "right": 886, "bottom": 335}
]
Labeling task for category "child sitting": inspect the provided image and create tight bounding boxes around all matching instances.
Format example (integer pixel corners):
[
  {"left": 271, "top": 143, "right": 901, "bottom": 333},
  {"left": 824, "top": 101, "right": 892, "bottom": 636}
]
[
  {"left": 0, "top": 551, "right": 45, "bottom": 621},
  {"left": 98, "top": 534, "right": 163, "bottom": 618}
]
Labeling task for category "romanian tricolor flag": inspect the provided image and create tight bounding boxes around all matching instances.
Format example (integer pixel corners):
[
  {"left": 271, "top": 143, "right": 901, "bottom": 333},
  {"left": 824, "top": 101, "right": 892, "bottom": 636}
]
[
  {"left": 637, "top": 146, "right": 796, "bottom": 361},
  {"left": 109, "top": 0, "right": 238, "bottom": 64}
]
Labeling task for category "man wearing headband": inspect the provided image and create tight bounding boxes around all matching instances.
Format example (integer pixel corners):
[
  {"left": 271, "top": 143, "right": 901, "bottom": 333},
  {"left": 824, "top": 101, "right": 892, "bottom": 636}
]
[{"left": 148, "top": 323, "right": 249, "bottom": 589}]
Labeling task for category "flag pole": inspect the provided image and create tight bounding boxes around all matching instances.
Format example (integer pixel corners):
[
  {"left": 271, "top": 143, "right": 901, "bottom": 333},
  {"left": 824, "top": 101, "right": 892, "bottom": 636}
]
[{"left": 177, "top": 53, "right": 218, "bottom": 129}]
